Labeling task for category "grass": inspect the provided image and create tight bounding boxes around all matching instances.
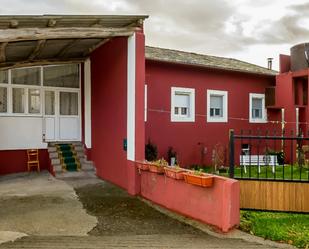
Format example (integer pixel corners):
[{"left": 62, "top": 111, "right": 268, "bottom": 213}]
[
  {"left": 240, "top": 210, "right": 309, "bottom": 248},
  {"left": 216, "top": 165, "right": 309, "bottom": 181}
]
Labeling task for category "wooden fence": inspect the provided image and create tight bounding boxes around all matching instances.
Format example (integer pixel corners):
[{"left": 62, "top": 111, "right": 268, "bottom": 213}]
[{"left": 239, "top": 180, "right": 309, "bottom": 212}]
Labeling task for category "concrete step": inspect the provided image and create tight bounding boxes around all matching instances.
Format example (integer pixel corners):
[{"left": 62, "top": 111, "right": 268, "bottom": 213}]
[
  {"left": 73, "top": 145, "right": 84, "bottom": 152},
  {"left": 51, "top": 158, "right": 61, "bottom": 165},
  {"left": 53, "top": 164, "right": 63, "bottom": 173},
  {"left": 48, "top": 147, "right": 57, "bottom": 152},
  {"left": 81, "top": 162, "right": 95, "bottom": 171},
  {"left": 49, "top": 152, "right": 59, "bottom": 159}
]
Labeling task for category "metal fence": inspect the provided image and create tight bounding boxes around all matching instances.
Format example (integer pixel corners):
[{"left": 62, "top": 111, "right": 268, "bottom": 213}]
[{"left": 229, "top": 129, "right": 309, "bottom": 182}]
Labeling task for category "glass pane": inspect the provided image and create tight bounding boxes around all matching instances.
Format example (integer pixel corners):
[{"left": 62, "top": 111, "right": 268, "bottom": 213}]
[
  {"left": 252, "top": 98, "right": 262, "bottom": 109},
  {"left": 253, "top": 109, "right": 262, "bottom": 119},
  {"left": 12, "top": 88, "right": 25, "bottom": 113},
  {"left": 0, "top": 87, "right": 7, "bottom": 112},
  {"left": 0, "top": 70, "right": 8, "bottom": 83},
  {"left": 60, "top": 92, "right": 78, "bottom": 115},
  {"left": 11, "top": 67, "right": 41, "bottom": 86},
  {"left": 28, "top": 89, "right": 40, "bottom": 114},
  {"left": 44, "top": 64, "right": 79, "bottom": 88},
  {"left": 45, "top": 91, "right": 55, "bottom": 115}
]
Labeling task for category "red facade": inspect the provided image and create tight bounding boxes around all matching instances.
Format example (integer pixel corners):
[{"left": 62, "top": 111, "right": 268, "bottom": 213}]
[{"left": 145, "top": 60, "right": 279, "bottom": 167}]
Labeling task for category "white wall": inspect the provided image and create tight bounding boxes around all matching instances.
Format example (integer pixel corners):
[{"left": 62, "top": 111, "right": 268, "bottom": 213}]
[{"left": 0, "top": 117, "right": 47, "bottom": 150}]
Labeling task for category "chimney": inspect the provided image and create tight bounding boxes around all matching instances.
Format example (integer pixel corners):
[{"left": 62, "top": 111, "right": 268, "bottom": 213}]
[{"left": 267, "top": 58, "right": 273, "bottom": 70}]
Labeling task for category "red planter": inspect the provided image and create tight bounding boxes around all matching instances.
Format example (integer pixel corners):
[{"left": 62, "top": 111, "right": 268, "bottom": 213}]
[
  {"left": 148, "top": 164, "right": 165, "bottom": 174},
  {"left": 164, "top": 167, "right": 187, "bottom": 180},
  {"left": 183, "top": 172, "right": 214, "bottom": 187},
  {"left": 136, "top": 161, "right": 150, "bottom": 171}
]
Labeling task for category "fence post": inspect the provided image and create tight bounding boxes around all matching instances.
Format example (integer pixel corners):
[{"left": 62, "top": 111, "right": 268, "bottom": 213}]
[{"left": 229, "top": 129, "right": 235, "bottom": 178}]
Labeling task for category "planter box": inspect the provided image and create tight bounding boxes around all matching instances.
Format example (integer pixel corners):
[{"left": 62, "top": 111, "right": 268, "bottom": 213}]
[
  {"left": 164, "top": 167, "right": 187, "bottom": 180},
  {"left": 148, "top": 164, "right": 165, "bottom": 174},
  {"left": 136, "top": 161, "right": 150, "bottom": 171},
  {"left": 183, "top": 172, "right": 214, "bottom": 187}
]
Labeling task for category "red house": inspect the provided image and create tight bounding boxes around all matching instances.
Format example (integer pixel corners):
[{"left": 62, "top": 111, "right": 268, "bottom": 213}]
[{"left": 145, "top": 46, "right": 279, "bottom": 167}]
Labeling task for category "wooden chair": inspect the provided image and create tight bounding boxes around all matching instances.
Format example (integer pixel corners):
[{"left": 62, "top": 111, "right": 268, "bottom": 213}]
[{"left": 27, "top": 149, "right": 40, "bottom": 172}]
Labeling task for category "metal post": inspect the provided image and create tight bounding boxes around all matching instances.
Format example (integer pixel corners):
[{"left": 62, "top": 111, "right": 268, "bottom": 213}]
[{"left": 229, "top": 129, "right": 235, "bottom": 178}]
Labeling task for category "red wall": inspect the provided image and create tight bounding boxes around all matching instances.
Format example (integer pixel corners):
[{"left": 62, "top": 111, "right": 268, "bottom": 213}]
[
  {"left": 90, "top": 37, "right": 128, "bottom": 189},
  {"left": 140, "top": 170, "right": 239, "bottom": 232},
  {"left": 0, "top": 149, "right": 49, "bottom": 175},
  {"left": 145, "top": 61, "right": 278, "bottom": 167}
]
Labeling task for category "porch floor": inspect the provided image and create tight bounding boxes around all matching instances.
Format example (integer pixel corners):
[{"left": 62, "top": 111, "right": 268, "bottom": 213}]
[{"left": 0, "top": 171, "right": 289, "bottom": 249}]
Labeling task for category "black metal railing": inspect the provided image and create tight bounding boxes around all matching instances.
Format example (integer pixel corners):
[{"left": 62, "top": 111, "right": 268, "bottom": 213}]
[{"left": 229, "top": 129, "right": 309, "bottom": 182}]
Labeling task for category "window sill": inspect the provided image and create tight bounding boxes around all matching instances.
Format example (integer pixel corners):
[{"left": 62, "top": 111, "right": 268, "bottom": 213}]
[
  {"left": 171, "top": 116, "right": 195, "bottom": 122},
  {"left": 207, "top": 117, "right": 228, "bottom": 123},
  {"left": 249, "top": 119, "right": 267, "bottom": 123}
]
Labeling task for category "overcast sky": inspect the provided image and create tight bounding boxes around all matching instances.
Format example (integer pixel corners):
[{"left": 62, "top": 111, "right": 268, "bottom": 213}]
[{"left": 2, "top": 0, "right": 309, "bottom": 70}]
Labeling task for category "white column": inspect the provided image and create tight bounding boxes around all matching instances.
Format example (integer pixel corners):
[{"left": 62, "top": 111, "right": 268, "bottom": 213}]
[
  {"left": 127, "top": 33, "right": 136, "bottom": 161},
  {"left": 84, "top": 59, "right": 92, "bottom": 148}
]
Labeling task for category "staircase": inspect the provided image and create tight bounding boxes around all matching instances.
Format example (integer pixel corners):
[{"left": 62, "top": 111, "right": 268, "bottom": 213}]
[{"left": 48, "top": 142, "right": 96, "bottom": 176}]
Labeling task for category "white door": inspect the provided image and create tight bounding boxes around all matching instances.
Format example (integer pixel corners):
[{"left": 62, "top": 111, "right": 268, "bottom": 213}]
[{"left": 43, "top": 90, "right": 81, "bottom": 141}]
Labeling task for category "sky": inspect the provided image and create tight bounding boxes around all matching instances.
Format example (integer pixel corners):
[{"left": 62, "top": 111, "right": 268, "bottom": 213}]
[{"left": 1, "top": 0, "right": 309, "bottom": 70}]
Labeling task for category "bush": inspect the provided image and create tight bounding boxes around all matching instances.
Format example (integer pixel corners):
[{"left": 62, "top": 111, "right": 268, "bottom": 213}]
[{"left": 145, "top": 139, "right": 158, "bottom": 161}]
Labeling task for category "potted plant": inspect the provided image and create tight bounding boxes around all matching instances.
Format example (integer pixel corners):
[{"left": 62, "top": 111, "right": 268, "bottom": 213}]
[
  {"left": 164, "top": 165, "right": 187, "bottom": 180},
  {"left": 145, "top": 139, "right": 158, "bottom": 161},
  {"left": 183, "top": 170, "right": 214, "bottom": 187},
  {"left": 167, "top": 146, "right": 177, "bottom": 166},
  {"left": 148, "top": 158, "right": 168, "bottom": 174},
  {"left": 136, "top": 160, "right": 150, "bottom": 171}
]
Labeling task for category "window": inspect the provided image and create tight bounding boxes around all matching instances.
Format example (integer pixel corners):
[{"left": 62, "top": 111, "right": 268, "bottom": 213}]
[
  {"left": 45, "top": 91, "right": 55, "bottom": 115},
  {"left": 60, "top": 92, "right": 78, "bottom": 115},
  {"left": 12, "top": 88, "right": 25, "bottom": 113},
  {"left": 11, "top": 67, "right": 41, "bottom": 86},
  {"left": 28, "top": 89, "right": 41, "bottom": 114},
  {"left": 0, "top": 87, "right": 7, "bottom": 113},
  {"left": 207, "top": 90, "right": 228, "bottom": 122},
  {"left": 249, "top": 93, "right": 266, "bottom": 123},
  {"left": 43, "top": 64, "right": 79, "bottom": 88},
  {"left": 171, "top": 87, "right": 195, "bottom": 122}
]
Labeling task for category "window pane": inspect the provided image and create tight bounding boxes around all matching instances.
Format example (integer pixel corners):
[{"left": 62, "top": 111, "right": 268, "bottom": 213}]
[
  {"left": 45, "top": 91, "right": 55, "bottom": 115},
  {"left": 252, "top": 98, "right": 262, "bottom": 110},
  {"left": 0, "top": 70, "right": 8, "bottom": 83},
  {"left": 210, "top": 95, "right": 223, "bottom": 109},
  {"left": 253, "top": 109, "right": 262, "bottom": 119},
  {"left": 28, "top": 89, "right": 40, "bottom": 114},
  {"left": 60, "top": 92, "right": 78, "bottom": 115},
  {"left": 11, "top": 67, "right": 41, "bottom": 85},
  {"left": 181, "top": 107, "right": 188, "bottom": 115},
  {"left": 44, "top": 64, "right": 79, "bottom": 88},
  {"left": 174, "top": 107, "right": 179, "bottom": 115},
  {"left": 0, "top": 87, "right": 7, "bottom": 112},
  {"left": 12, "top": 88, "right": 25, "bottom": 113}
]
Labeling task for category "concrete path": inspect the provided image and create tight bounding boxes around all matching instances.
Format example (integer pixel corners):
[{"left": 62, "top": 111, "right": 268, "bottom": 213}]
[{"left": 0, "top": 171, "right": 294, "bottom": 249}]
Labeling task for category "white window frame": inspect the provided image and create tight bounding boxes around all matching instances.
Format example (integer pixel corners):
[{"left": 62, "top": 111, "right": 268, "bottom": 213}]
[
  {"left": 0, "top": 63, "right": 81, "bottom": 117},
  {"left": 249, "top": 93, "right": 267, "bottom": 123},
  {"left": 171, "top": 87, "right": 195, "bottom": 122},
  {"left": 207, "top": 89, "right": 228, "bottom": 123}
]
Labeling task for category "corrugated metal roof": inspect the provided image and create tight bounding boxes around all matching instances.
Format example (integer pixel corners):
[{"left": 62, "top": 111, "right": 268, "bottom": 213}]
[{"left": 145, "top": 46, "right": 277, "bottom": 76}]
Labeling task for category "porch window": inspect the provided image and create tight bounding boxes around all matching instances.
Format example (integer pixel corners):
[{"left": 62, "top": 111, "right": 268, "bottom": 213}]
[
  {"left": 171, "top": 87, "right": 195, "bottom": 122},
  {"left": 249, "top": 93, "right": 266, "bottom": 123},
  {"left": 0, "top": 87, "right": 7, "bottom": 113},
  {"left": 60, "top": 92, "right": 78, "bottom": 115},
  {"left": 207, "top": 90, "right": 228, "bottom": 122},
  {"left": 28, "top": 89, "right": 41, "bottom": 114},
  {"left": 44, "top": 91, "right": 55, "bottom": 115},
  {"left": 0, "top": 70, "right": 8, "bottom": 83},
  {"left": 43, "top": 64, "right": 79, "bottom": 88},
  {"left": 12, "top": 88, "right": 25, "bottom": 113},
  {"left": 11, "top": 67, "right": 41, "bottom": 86}
]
